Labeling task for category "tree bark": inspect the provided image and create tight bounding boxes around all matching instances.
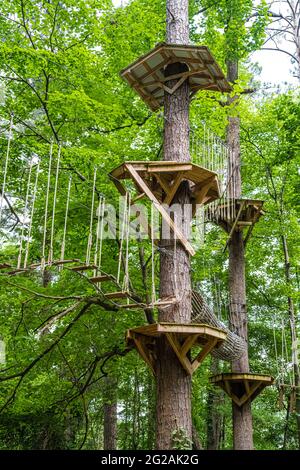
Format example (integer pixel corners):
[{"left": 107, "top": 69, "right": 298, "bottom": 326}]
[
  {"left": 206, "top": 358, "right": 224, "bottom": 450},
  {"left": 156, "top": 0, "right": 192, "bottom": 450},
  {"left": 103, "top": 376, "right": 118, "bottom": 450},
  {"left": 227, "top": 59, "right": 254, "bottom": 450}
]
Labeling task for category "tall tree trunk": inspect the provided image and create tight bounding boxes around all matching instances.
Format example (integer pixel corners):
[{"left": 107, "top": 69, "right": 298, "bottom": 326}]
[
  {"left": 156, "top": 0, "right": 192, "bottom": 450},
  {"left": 146, "top": 372, "right": 156, "bottom": 450},
  {"left": 281, "top": 234, "right": 300, "bottom": 448},
  {"left": 103, "top": 376, "right": 118, "bottom": 450},
  {"left": 206, "top": 357, "right": 224, "bottom": 450},
  {"left": 227, "top": 59, "right": 254, "bottom": 450}
]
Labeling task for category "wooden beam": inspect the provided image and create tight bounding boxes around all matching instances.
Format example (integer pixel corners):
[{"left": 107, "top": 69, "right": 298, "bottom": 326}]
[
  {"left": 71, "top": 265, "right": 97, "bottom": 272},
  {"left": 89, "top": 275, "right": 113, "bottom": 283},
  {"left": 104, "top": 291, "right": 129, "bottom": 299},
  {"left": 223, "top": 201, "right": 245, "bottom": 253},
  {"left": 153, "top": 173, "right": 171, "bottom": 195},
  {"left": 191, "top": 337, "right": 219, "bottom": 373},
  {"left": 132, "top": 334, "right": 155, "bottom": 375},
  {"left": 163, "top": 171, "right": 185, "bottom": 206},
  {"left": 165, "top": 333, "right": 193, "bottom": 375},
  {"left": 194, "top": 177, "right": 217, "bottom": 206},
  {"left": 147, "top": 164, "right": 192, "bottom": 173},
  {"left": 125, "top": 164, "right": 195, "bottom": 256},
  {"left": 180, "top": 334, "right": 199, "bottom": 357}
]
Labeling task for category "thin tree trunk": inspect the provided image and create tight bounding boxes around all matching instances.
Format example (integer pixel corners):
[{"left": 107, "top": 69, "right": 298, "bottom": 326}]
[
  {"left": 227, "top": 59, "right": 253, "bottom": 450},
  {"left": 156, "top": 0, "right": 192, "bottom": 450},
  {"left": 282, "top": 397, "right": 291, "bottom": 450},
  {"left": 103, "top": 376, "right": 118, "bottom": 450},
  {"left": 281, "top": 234, "right": 300, "bottom": 448}
]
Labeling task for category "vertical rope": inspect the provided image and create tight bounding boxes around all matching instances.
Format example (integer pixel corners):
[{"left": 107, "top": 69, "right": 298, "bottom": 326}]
[
  {"left": 117, "top": 193, "right": 127, "bottom": 285},
  {"left": 272, "top": 313, "right": 280, "bottom": 382},
  {"left": 48, "top": 145, "right": 61, "bottom": 265},
  {"left": 151, "top": 203, "right": 156, "bottom": 306},
  {"left": 86, "top": 167, "right": 97, "bottom": 266},
  {"left": 0, "top": 115, "right": 13, "bottom": 227},
  {"left": 98, "top": 197, "right": 105, "bottom": 273},
  {"left": 94, "top": 195, "right": 102, "bottom": 277},
  {"left": 41, "top": 143, "right": 53, "bottom": 269},
  {"left": 124, "top": 192, "right": 130, "bottom": 292},
  {"left": 24, "top": 161, "right": 40, "bottom": 268},
  {"left": 60, "top": 176, "right": 72, "bottom": 263},
  {"left": 17, "top": 159, "right": 34, "bottom": 269}
]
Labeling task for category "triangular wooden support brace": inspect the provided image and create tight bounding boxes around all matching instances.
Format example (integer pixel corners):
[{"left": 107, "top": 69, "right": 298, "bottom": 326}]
[
  {"left": 126, "top": 323, "right": 227, "bottom": 376},
  {"left": 210, "top": 373, "right": 274, "bottom": 407},
  {"left": 126, "top": 164, "right": 195, "bottom": 256}
]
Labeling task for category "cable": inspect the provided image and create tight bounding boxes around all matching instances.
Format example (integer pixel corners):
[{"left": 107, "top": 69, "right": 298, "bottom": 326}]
[
  {"left": 24, "top": 161, "right": 40, "bottom": 268},
  {"left": 0, "top": 115, "right": 13, "bottom": 227},
  {"left": 48, "top": 145, "right": 61, "bottom": 265}
]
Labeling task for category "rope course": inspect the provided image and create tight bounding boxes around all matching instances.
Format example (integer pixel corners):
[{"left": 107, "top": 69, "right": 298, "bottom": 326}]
[{"left": 0, "top": 126, "right": 174, "bottom": 311}]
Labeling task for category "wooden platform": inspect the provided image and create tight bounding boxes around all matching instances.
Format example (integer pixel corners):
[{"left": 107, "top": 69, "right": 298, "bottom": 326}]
[
  {"left": 127, "top": 322, "right": 227, "bottom": 375},
  {"left": 210, "top": 373, "right": 274, "bottom": 407},
  {"left": 210, "top": 199, "right": 264, "bottom": 232},
  {"left": 89, "top": 274, "right": 114, "bottom": 283},
  {"left": 120, "top": 43, "right": 231, "bottom": 111},
  {"left": 208, "top": 198, "right": 265, "bottom": 250},
  {"left": 110, "top": 161, "right": 221, "bottom": 256}
]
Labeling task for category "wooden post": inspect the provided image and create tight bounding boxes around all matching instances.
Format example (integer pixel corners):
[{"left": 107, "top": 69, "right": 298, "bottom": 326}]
[
  {"left": 155, "top": 0, "right": 193, "bottom": 449},
  {"left": 227, "top": 60, "right": 254, "bottom": 450}
]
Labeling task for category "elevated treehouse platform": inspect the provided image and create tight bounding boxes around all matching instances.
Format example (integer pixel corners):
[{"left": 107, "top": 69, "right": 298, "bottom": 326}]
[
  {"left": 210, "top": 373, "right": 274, "bottom": 407},
  {"left": 127, "top": 322, "right": 227, "bottom": 375},
  {"left": 110, "top": 161, "right": 221, "bottom": 256}
]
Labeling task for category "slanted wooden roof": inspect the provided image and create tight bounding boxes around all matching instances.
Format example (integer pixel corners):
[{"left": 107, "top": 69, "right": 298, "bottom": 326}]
[
  {"left": 121, "top": 43, "right": 231, "bottom": 111},
  {"left": 109, "top": 161, "right": 220, "bottom": 205},
  {"left": 109, "top": 161, "right": 221, "bottom": 257}
]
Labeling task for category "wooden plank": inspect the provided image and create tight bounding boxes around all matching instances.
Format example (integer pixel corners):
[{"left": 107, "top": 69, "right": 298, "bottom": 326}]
[
  {"left": 224, "top": 380, "right": 234, "bottom": 401},
  {"left": 244, "top": 379, "right": 250, "bottom": 396},
  {"left": 132, "top": 334, "right": 155, "bottom": 375},
  {"left": 213, "top": 373, "right": 273, "bottom": 383},
  {"left": 70, "top": 265, "right": 97, "bottom": 272},
  {"left": 118, "top": 303, "right": 144, "bottom": 309},
  {"left": 239, "top": 381, "right": 263, "bottom": 406},
  {"left": 153, "top": 173, "right": 171, "bottom": 195},
  {"left": 147, "top": 164, "right": 192, "bottom": 173},
  {"left": 165, "top": 333, "right": 193, "bottom": 375},
  {"left": 0, "top": 263, "right": 12, "bottom": 269},
  {"left": 195, "top": 177, "right": 217, "bottom": 206},
  {"left": 52, "top": 259, "right": 81, "bottom": 266},
  {"left": 236, "top": 221, "right": 252, "bottom": 226},
  {"left": 104, "top": 291, "right": 129, "bottom": 299},
  {"left": 89, "top": 275, "right": 113, "bottom": 283},
  {"left": 126, "top": 164, "right": 195, "bottom": 256},
  {"left": 158, "top": 323, "right": 226, "bottom": 339},
  {"left": 191, "top": 337, "right": 219, "bottom": 373},
  {"left": 163, "top": 171, "right": 185, "bottom": 206},
  {"left": 180, "top": 334, "right": 199, "bottom": 357}
]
